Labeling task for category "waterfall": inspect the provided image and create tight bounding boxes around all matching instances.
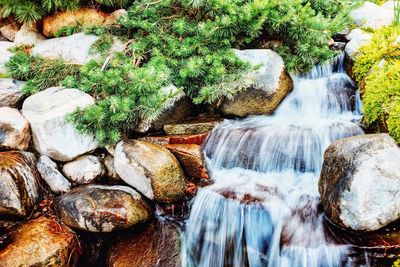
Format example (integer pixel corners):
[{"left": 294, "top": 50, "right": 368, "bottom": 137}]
[{"left": 183, "top": 54, "right": 365, "bottom": 267}]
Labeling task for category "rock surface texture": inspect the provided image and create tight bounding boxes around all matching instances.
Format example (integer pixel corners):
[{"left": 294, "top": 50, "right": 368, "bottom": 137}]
[
  {"left": 0, "top": 107, "right": 30, "bottom": 151},
  {"left": 62, "top": 155, "right": 105, "bottom": 184},
  {"left": 57, "top": 185, "right": 151, "bottom": 232},
  {"left": 14, "top": 23, "right": 45, "bottom": 46},
  {"left": 217, "top": 49, "right": 293, "bottom": 117},
  {"left": 37, "top": 155, "right": 71, "bottom": 194},
  {"left": 0, "top": 41, "right": 13, "bottom": 74},
  {"left": 0, "top": 78, "right": 25, "bottom": 108},
  {"left": 114, "top": 140, "right": 187, "bottom": 203},
  {"left": 345, "top": 29, "right": 373, "bottom": 61},
  {"left": 350, "top": 1, "right": 394, "bottom": 30},
  {"left": 319, "top": 134, "right": 400, "bottom": 232},
  {"left": 22, "top": 87, "right": 98, "bottom": 162}
]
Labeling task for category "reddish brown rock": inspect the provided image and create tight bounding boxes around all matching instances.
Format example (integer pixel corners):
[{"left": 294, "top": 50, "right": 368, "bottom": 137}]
[
  {"left": 139, "top": 133, "right": 209, "bottom": 146},
  {"left": 165, "top": 144, "right": 209, "bottom": 180},
  {"left": 108, "top": 221, "right": 181, "bottom": 267},
  {"left": 0, "top": 216, "right": 81, "bottom": 267},
  {"left": 163, "top": 118, "right": 220, "bottom": 135}
]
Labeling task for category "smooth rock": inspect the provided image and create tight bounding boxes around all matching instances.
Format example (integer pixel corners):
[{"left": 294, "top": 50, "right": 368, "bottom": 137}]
[
  {"left": 139, "top": 133, "right": 209, "bottom": 146},
  {"left": 134, "top": 85, "right": 193, "bottom": 133},
  {"left": 165, "top": 144, "right": 209, "bottom": 180},
  {"left": 32, "top": 33, "right": 124, "bottom": 65},
  {"left": 0, "top": 151, "right": 40, "bottom": 218},
  {"left": 22, "top": 87, "right": 98, "bottom": 162},
  {"left": 0, "top": 216, "right": 81, "bottom": 267},
  {"left": 217, "top": 49, "right": 293, "bottom": 117},
  {"left": 0, "top": 41, "right": 13, "bottom": 74},
  {"left": 0, "top": 21, "right": 19, "bottom": 41},
  {"left": 350, "top": 1, "right": 394, "bottom": 30},
  {"left": 108, "top": 221, "right": 181, "bottom": 267},
  {"left": 14, "top": 24, "right": 45, "bottom": 46},
  {"left": 37, "top": 156, "right": 71, "bottom": 193},
  {"left": 345, "top": 29, "right": 373, "bottom": 61},
  {"left": 319, "top": 134, "right": 400, "bottom": 231},
  {"left": 104, "top": 9, "right": 127, "bottom": 26},
  {"left": 43, "top": 8, "right": 107, "bottom": 37},
  {"left": 62, "top": 155, "right": 104, "bottom": 184},
  {"left": 114, "top": 140, "right": 187, "bottom": 203},
  {"left": 57, "top": 185, "right": 151, "bottom": 232},
  {"left": 163, "top": 118, "right": 220, "bottom": 135},
  {"left": 104, "top": 155, "right": 120, "bottom": 181},
  {"left": 0, "top": 78, "right": 25, "bottom": 107},
  {"left": 0, "top": 107, "right": 30, "bottom": 150}
]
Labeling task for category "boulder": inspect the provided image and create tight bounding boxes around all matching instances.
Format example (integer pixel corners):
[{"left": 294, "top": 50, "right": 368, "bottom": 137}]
[
  {"left": 62, "top": 155, "right": 105, "bottom": 184},
  {"left": 165, "top": 144, "right": 209, "bottom": 180},
  {"left": 345, "top": 29, "right": 373, "bottom": 61},
  {"left": 0, "top": 41, "right": 13, "bottom": 74},
  {"left": 319, "top": 134, "right": 400, "bottom": 232},
  {"left": 0, "top": 78, "right": 25, "bottom": 108},
  {"left": 43, "top": 8, "right": 107, "bottom": 37},
  {"left": 0, "top": 216, "right": 81, "bottom": 267},
  {"left": 104, "top": 9, "right": 127, "bottom": 26},
  {"left": 0, "top": 21, "right": 20, "bottom": 41},
  {"left": 139, "top": 133, "right": 209, "bottom": 146},
  {"left": 14, "top": 24, "right": 45, "bottom": 46},
  {"left": 114, "top": 140, "right": 187, "bottom": 203},
  {"left": 134, "top": 85, "right": 193, "bottom": 133},
  {"left": 0, "top": 107, "right": 30, "bottom": 151},
  {"left": 32, "top": 33, "right": 125, "bottom": 65},
  {"left": 108, "top": 221, "right": 181, "bottom": 267},
  {"left": 37, "top": 156, "right": 71, "bottom": 194},
  {"left": 350, "top": 1, "right": 394, "bottom": 30},
  {"left": 0, "top": 151, "right": 40, "bottom": 218},
  {"left": 57, "top": 185, "right": 151, "bottom": 232},
  {"left": 22, "top": 87, "right": 98, "bottom": 162},
  {"left": 217, "top": 49, "right": 293, "bottom": 117},
  {"left": 163, "top": 118, "right": 220, "bottom": 135},
  {"left": 104, "top": 155, "right": 120, "bottom": 181}
]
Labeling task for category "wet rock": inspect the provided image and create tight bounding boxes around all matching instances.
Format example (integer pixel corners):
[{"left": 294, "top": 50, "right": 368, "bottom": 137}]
[
  {"left": 139, "top": 133, "right": 209, "bottom": 146},
  {"left": 163, "top": 118, "right": 220, "bottom": 135},
  {"left": 0, "top": 78, "right": 25, "bottom": 108},
  {"left": 345, "top": 29, "right": 372, "bottom": 61},
  {"left": 114, "top": 140, "right": 187, "bottom": 203},
  {"left": 0, "top": 41, "right": 13, "bottom": 74},
  {"left": 0, "top": 107, "right": 30, "bottom": 151},
  {"left": 350, "top": 1, "right": 394, "bottom": 30},
  {"left": 0, "top": 151, "right": 40, "bottom": 218},
  {"left": 165, "top": 144, "right": 209, "bottom": 180},
  {"left": 32, "top": 33, "right": 124, "bottom": 65},
  {"left": 0, "top": 216, "right": 81, "bottom": 267},
  {"left": 14, "top": 23, "right": 45, "bottom": 46},
  {"left": 57, "top": 185, "right": 151, "bottom": 232},
  {"left": 134, "top": 85, "right": 193, "bottom": 133},
  {"left": 0, "top": 21, "right": 19, "bottom": 41},
  {"left": 103, "top": 155, "right": 120, "bottom": 181},
  {"left": 217, "top": 49, "right": 293, "bottom": 117},
  {"left": 62, "top": 155, "right": 105, "bottom": 184},
  {"left": 108, "top": 221, "right": 181, "bottom": 267},
  {"left": 319, "top": 134, "right": 400, "bottom": 232},
  {"left": 43, "top": 8, "right": 107, "bottom": 37},
  {"left": 22, "top": 87, "right": 98, "bottom": 162},
  {"left": 104, "top": 9, "right": 127, "bottom": 26},
  {"left": 37, "top": 156, "right": 71, "bottom": 194}
]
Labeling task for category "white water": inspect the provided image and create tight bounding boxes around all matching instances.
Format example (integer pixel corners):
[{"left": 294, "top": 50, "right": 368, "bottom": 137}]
[{"left": 183, "top": 53, "right": 365, "bottom": 267}]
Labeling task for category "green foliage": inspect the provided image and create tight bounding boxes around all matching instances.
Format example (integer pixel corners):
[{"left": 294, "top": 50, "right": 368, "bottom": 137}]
[
  {"left": 395, "top": 0, "right": 400, "bottom": 26},
  {"left": 6, "top": 51, "right": 80, "bottom": 94}
]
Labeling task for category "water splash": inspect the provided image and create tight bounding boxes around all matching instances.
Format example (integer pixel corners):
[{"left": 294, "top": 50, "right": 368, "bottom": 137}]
[{"left": 183, "top": 54, "right": 364, "bottom": 267}]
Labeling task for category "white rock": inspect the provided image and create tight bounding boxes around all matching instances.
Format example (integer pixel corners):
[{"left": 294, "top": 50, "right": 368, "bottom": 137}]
[
  {"left": 0, "top": 78, "right": 25, "bottom": 107},
  {"left": 0, "top": 107, "right": 30, "bottom": 150},
  {"left": 22, "top": 87, "right": 98, "bottom": 161},
  {"left": 345, "top": 29, "right": 372, "bottom": 61},
  {"left": 37, "top": 156, "right": 71, "bottom": 193},
  {"left": 14, "top": 24, "right": 45, "bottom": 46},
  {"left": 0, "top": 41, "right": 14, "bottom": 74},
  {"left": 62, "top": 155, "right": 104, "bottom": 184},
  {"left": 32, "top": 33, "right": 125, "bottom": 65},
  {"left": 350, "top": 1, "right": 394, "bottom": 30}
]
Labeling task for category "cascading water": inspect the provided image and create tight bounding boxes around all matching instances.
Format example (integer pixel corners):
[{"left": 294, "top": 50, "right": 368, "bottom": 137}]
[{"left": 183, "top": 53, "right": 365, "bottom": 267}]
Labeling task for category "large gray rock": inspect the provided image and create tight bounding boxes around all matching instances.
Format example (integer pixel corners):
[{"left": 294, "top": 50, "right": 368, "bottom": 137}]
[
  {"left": 32, "top": 32, "right": 124, "bottom": 65},
  {"left": 0, "top": 107, "right": 31, "bottom": 151},
  {"left": 0, "top": 78, "right": 25, "bottom": 108},
  {"left": 345, "top": 29, "right": 373, "bottom": 61},
  {"left": 350, "top": 1, "right": 394, "bottom": 30},
  {"left": 0, "top": 151, "right": 41, "bottom": 218},
  {"left": 0, "top": 41, "right": 13, "bottom": 74},
  {"left": 22, "top": 87, "right": 98, "bottom": 162},
  {"left": 37, "top": 155, "right": 71, "bottom": 194},
  {"left": 57, "top": 185, "right": 151, "bottom": 232},
  {"left": 62, "top": 155, "right": 105, "bottom": 184},
  {"left": 114, "top": 140, "right": 187, "bottom": 203},
  {"left": 217, "top": 49, "right": 293, "bottom": 117},
  {"left": 319, "top": 134, "right": 400, "bottom": 232}
]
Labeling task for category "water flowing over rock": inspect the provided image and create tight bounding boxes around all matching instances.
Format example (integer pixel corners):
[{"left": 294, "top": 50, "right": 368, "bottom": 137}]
[
  {"left": 0, "top": 78, "right": 25, "bottom": 108},
  {"left": 0, "top": 41, "right": 13, "bottom": 74},
  {"left": 0, "top": 107, "right": 30, "bottom": 151},
  {"left": 22, "top": 87, "right": 98, "bottom": 162},
  {"left": 108, "top": 221, "right": 181, "bottom": 267},
  {"left": 31, "top": 33, "right": 124, "bottom": 65},
  {"left": 0, "top": 151, "right": 40, "bottom": 218},
  {"left": 14, "top": 23, "right": 45, "bottom": 46},
  {"left": 37, "top": 155, "right": 71, "bottom": 194},
  {"left": 350, "top": 1, "right": 394, "bottom": 30},
  {"left": 57, "top": 185, "right": 151, "bottom": 232},
  {"left": 43, "top": 8, "right": 107, "bottom": 37},
  {"left": 62, "top": 155, "right": 105, "bottom": 185},
  {"left": 114, "top": 140, "right": 187, "bottom": 203},
  {"left": 319, "top": 133, "right": 400, "bottom": 232},
  {"left": 0, "top": 216, "right": 81, "bottom": 267},
  {"left": 217, "top": 49, "right": 293, "bottom": 117},
  {"left": 184, "top": 53, "right": 365, "bottom": 266}
]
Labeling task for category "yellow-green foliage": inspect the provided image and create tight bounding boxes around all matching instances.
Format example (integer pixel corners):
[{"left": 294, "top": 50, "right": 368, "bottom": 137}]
[{"left": 393, "top": 259, "right": 400, "bottom": 267}]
